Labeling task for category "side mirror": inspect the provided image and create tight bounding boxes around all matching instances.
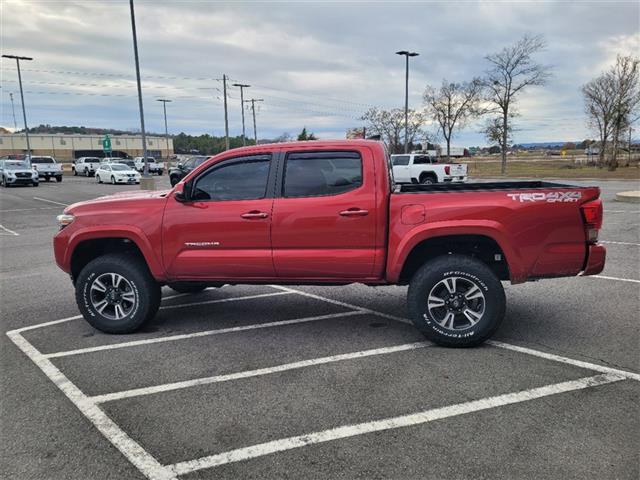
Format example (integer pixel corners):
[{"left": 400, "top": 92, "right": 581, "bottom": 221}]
[
  {"left": 177, "top": 163, "right": 183, "bottom": 169},
  {"left": 174, "top": 191, "right": 187, "bottom": 203}
]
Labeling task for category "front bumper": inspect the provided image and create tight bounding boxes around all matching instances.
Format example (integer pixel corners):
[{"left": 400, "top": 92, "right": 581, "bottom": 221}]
[
  {"left": 6, "top": 177, "right": 37, "bottom": 185},
  {"left": 114, "top": 176, "right": 140, "bottom": 184},
  {"left": 582, "top": 243, "right": 606, "bottom": 276}
]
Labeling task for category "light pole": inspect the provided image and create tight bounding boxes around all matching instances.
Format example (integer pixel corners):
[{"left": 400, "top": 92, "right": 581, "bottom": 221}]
[
  {"left": 2, "top": 54, "right": 33, "bottom": 157},
  {"left": 395, "top": 50, "right": 419, "bottom": 154},
  {"left": 9, "top": 93, "right": 18, "bottom": 130},
  {"left": 244, "top": 98, "right": 264, "bottom": 144},
  {"left": 232, "top": 83, "right": 250, "bottom": 146},
  {"left": 128, "top": 0, "right": 151, "bottom": 184},
  {"left": 156, "top": 99, "right": 172, "bottom": 158}
]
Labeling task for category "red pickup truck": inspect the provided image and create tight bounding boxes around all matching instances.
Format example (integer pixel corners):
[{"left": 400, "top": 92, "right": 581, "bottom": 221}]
[{"left": 54, "top": 140, "right": 605, "bottom": 347}]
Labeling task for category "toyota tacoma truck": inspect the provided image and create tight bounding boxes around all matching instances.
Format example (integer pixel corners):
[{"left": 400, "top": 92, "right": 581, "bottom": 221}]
[{"left": 53, "top": 140, "right": 605, "bottom": 347}]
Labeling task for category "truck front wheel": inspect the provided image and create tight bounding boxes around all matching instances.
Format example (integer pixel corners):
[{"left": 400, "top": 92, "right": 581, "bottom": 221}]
[
  {"left": 75, "top": 253, "right": 161, "bottom": 333},
  {"left": 407, "top": 255, "right": 505, "bottom": 347}
]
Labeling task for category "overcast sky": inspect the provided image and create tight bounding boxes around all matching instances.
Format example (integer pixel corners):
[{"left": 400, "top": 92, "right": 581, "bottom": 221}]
[{"left": 1, "top": 0, "right": 638, "bottom": 146}]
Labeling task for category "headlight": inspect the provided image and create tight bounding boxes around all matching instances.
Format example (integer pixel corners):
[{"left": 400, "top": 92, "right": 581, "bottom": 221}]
[
  {"left": 7, "top": 172, "right": 15, "bottom": 177},
  {"left": 57, "top": 213, "right": 75, "bottom": 228}
]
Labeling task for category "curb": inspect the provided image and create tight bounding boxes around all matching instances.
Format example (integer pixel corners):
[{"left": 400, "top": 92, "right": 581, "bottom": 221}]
[{"left": 615, "top": 191, "right": 640, "bottom": 203}]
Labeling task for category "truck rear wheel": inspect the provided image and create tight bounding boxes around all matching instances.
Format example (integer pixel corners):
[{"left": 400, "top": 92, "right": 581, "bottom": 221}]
[
  {"left": 75, "top": 253, "right": 161, "bottom": 334},
  {"left": 407, "top": 254, "right": 505, "bottom": 347}
]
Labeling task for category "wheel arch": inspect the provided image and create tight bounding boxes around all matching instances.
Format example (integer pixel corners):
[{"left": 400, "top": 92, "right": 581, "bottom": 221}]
[
  {"left": 67, "top": 228, "right": 165, "bottom": 282},
  {"left": 388, "top": 224, "right": 524, "bottom": 284}
]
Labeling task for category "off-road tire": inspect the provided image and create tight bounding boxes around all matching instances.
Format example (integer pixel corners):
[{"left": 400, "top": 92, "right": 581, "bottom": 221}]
[
  {"left": 407, "top": 254, "right": 505, "bottom": 347},
  {"left": 75, "top": 253, "right": 161, "bottom": 333}
]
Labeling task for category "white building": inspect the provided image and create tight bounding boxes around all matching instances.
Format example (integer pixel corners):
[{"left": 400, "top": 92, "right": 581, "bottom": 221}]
[{"left": 0, "top": 133, "right": 173, "bottom": 161}]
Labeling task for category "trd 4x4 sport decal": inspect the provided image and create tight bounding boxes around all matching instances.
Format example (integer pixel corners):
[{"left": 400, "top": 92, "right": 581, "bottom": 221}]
[{"left": 507, "top": 191, "right": 582, "bottom": 203}]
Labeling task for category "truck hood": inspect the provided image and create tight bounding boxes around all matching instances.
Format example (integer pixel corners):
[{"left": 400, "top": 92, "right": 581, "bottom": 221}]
[{"left": 66, "top": 189, "right": 171, "bottom": 212}]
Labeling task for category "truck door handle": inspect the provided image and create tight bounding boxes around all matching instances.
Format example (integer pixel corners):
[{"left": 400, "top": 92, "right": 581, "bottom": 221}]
[
  {"left": 241, "top": 211, "right": 269, "bottom": 219},
  {"left": 339, "top": 208, "right": 369, "bottom": 217}
]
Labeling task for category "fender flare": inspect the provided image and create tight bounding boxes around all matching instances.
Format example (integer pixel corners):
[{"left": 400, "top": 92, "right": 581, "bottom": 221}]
[
  {"left": 386, "top": 220, "right": 526, "bottom": 283},
  {"left": 65, "top": 225, "right": 166, "bottom": 280}
]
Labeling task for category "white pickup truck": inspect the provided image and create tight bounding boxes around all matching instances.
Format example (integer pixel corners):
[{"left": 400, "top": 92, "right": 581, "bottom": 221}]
[
  {"left": 391, "top": 153, "right": 467, "bottom": 184},
  {"left": 29, "top": 156, "right": 63, "bottom": 182},
  {"left": 72, "top": 157, "right": 101, "bottom": 177},
  {"left": 133, "top": 157, "right": 164, "bottom": 175}
]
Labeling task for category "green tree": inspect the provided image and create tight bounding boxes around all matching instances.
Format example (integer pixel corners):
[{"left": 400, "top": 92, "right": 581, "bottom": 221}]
[{"left": 297, "top": 127, "right": 317, "bottom": 141}]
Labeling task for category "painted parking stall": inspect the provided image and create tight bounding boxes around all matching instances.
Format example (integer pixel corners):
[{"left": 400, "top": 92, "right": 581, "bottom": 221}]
[{"left": 7, "top": 284, "right": 639, "bottom": 479}]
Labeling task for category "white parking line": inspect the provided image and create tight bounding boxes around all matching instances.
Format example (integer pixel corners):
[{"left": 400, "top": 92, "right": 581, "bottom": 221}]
[
  {"left": 271, "top": 285, "right": 411, "bottom": 324},
  {"left": 160, "top": 290, "right": 290, "bottom": 310},
  {"left": 590, "top": 274, "right": 640, "bottom": 284},
  {"left": 6, "top": 329, "right": 177, "bottom": 480},
  {"left": 44, "top": 310, "right": 366, "bottom": 359},
  {"left": 600, "top": 240, "right": 640, "bottom": 246},
  {"left": 0, "top": 224, "right": 19, "bottom": 236},
  {"left": 281, "top": 286, "right": 640, "bottom": 382},
  {"left": 33, "top": 196, "right": 70, "bottom": 207},
  {"left": 168, "top": 373, "right": 624, "bottom": 475},
  {"left": 488, "top": 341, "right": 640, "bottom": 382},
  {"left": 0, "top": 206, "right": 61, "bottom": 213},
  {"left": 90, "top": 341, "right": 430, "bottom": 404}
]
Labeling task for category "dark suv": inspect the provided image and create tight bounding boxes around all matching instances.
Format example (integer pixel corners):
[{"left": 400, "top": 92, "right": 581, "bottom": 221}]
[{"left": 169, "top": 156, "right": 209, "bottom": 186}]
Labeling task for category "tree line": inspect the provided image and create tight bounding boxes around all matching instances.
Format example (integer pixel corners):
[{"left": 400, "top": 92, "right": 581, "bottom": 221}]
[{"left": 361, "top": 34, "right": 638, "bottom": 172}]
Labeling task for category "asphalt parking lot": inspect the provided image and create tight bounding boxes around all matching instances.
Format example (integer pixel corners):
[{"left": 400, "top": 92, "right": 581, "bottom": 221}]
[{"left": 1, "top": 175, "right": 638, "bottom": 479}]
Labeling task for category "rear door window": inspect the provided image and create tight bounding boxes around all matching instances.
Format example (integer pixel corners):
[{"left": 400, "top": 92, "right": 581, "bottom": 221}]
[
  {"left": 283, "top": 151, "right": 362, "bottom": 198},
  {"left": 392, "top": 155, "right": 410, "bottom": 166}
]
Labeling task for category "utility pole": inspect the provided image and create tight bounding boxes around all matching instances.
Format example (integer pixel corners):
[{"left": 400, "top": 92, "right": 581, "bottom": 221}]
[
  {"left": 9, "top": 93, "right": 18, "bottom": 130},
  {"left": 223, "top": 74, "right": 230, "bottom": 150},
  {"left": 629, "top": 126, "right": 633, "bottom": 166},
  {"left": 232, "top": 83, "right": 250, "bottom": 146},
  {"left": 395, "top": 50, "right": 419, "bottom": 153},
  {"left": 128, "top": 0, "right": 150, "bottom": 181},
  {"left": 244, "top": 99, "right": 263, "bottom": 144},
  {"left": 156, "top": 99, "right": 172, "bottom": 158},
  {"left": 2, "top": 54, "right": 33, "bottom": 157}
]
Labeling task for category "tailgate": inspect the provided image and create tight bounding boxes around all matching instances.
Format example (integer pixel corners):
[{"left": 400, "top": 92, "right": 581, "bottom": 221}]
[{"left": 450, "top": 164, "right": 467, "bottom": 176}]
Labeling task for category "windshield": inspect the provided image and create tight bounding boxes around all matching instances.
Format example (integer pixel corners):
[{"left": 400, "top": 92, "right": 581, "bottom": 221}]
[
  {"left": 30, "top": 157, "right": 55, "bottom": 164},
  {"left": 110, "top": 164, "right": 131, "bottom": 171},
  {"left": 4, "top": 161, "right": 30, "bottom": 170}
]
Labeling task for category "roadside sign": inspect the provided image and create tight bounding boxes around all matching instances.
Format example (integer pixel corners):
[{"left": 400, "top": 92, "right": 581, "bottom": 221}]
[{"left": 102, "top": 134, "right": 112, "bottom": 153}]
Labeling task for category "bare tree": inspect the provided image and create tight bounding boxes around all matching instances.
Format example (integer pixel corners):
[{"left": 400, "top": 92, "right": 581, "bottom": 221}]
[
  {"left": 583, "top": 55, "right": 640, "bottom": 170},
  {"left": 361, "top": 107, "right": 429, "bottom": 154},
  {"left": 483, "top": 34, "right": 551, "bottom": 174},
  {"left": 423, "top": 79, "right": 483, "bottom": 158},
  {"left": 482, "top": 116, "right": 512, "bottom": 150}
]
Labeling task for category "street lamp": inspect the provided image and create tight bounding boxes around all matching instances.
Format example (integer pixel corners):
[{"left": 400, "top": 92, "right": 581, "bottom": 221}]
[
  {"left": 396, "top": 50, "right": 419, "bottom": 154},
  {"left": 2, "top": 54, "right": 33, "bottom": 158},
  {"left": 232, "top": 83, "right": 250, "bottom": 146},
  {"left": 156, "top": 99, "right": 172, "bottom": 158},
  {"left": 128, "top": 0, "right": 151, "bottom": 184}
]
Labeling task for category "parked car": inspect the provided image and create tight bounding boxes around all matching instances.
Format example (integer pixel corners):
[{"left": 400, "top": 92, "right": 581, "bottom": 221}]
[
  {"left": 95, "top": 163, "right": 141, "bottom": 185},
  {"left": 101, "top": 157, "right": 127, "bottom": 163},
  {"left": 391, "top": 153, "right": 467, "bottom": 184},
  {"left": 0, "top": 159, "right": 39, "bottom": 187},
  {"left": 73, "top": 157, "right": 101, "bottom": 177},
  {"left": 113, "top": 159, "right": 137, "bottom": 169},
  {"left": 169, "top": 156, "right": 209, "bottom": 186},
  {"left": 54, "top": 140, "right": 605, "bottom": 348},
  {"left": 133, "top": 157, "right": 164, "bottom": 175},
  {"left": 29, "top": 155, "right": 63, "bottom": 182}
]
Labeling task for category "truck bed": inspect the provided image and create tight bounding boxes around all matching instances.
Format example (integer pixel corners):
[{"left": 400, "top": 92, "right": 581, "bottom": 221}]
[{"left": 396, "top": 181, "right": 576, "bottom": 193}]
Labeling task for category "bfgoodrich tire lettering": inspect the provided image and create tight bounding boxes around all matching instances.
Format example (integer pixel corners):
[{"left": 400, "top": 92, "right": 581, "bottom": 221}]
[
  {"left": 75, "top": 253, "right": 161, "bottom": 333},
  {"left": 407, "top": 254, "right": 505, "bottom": 347}
]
